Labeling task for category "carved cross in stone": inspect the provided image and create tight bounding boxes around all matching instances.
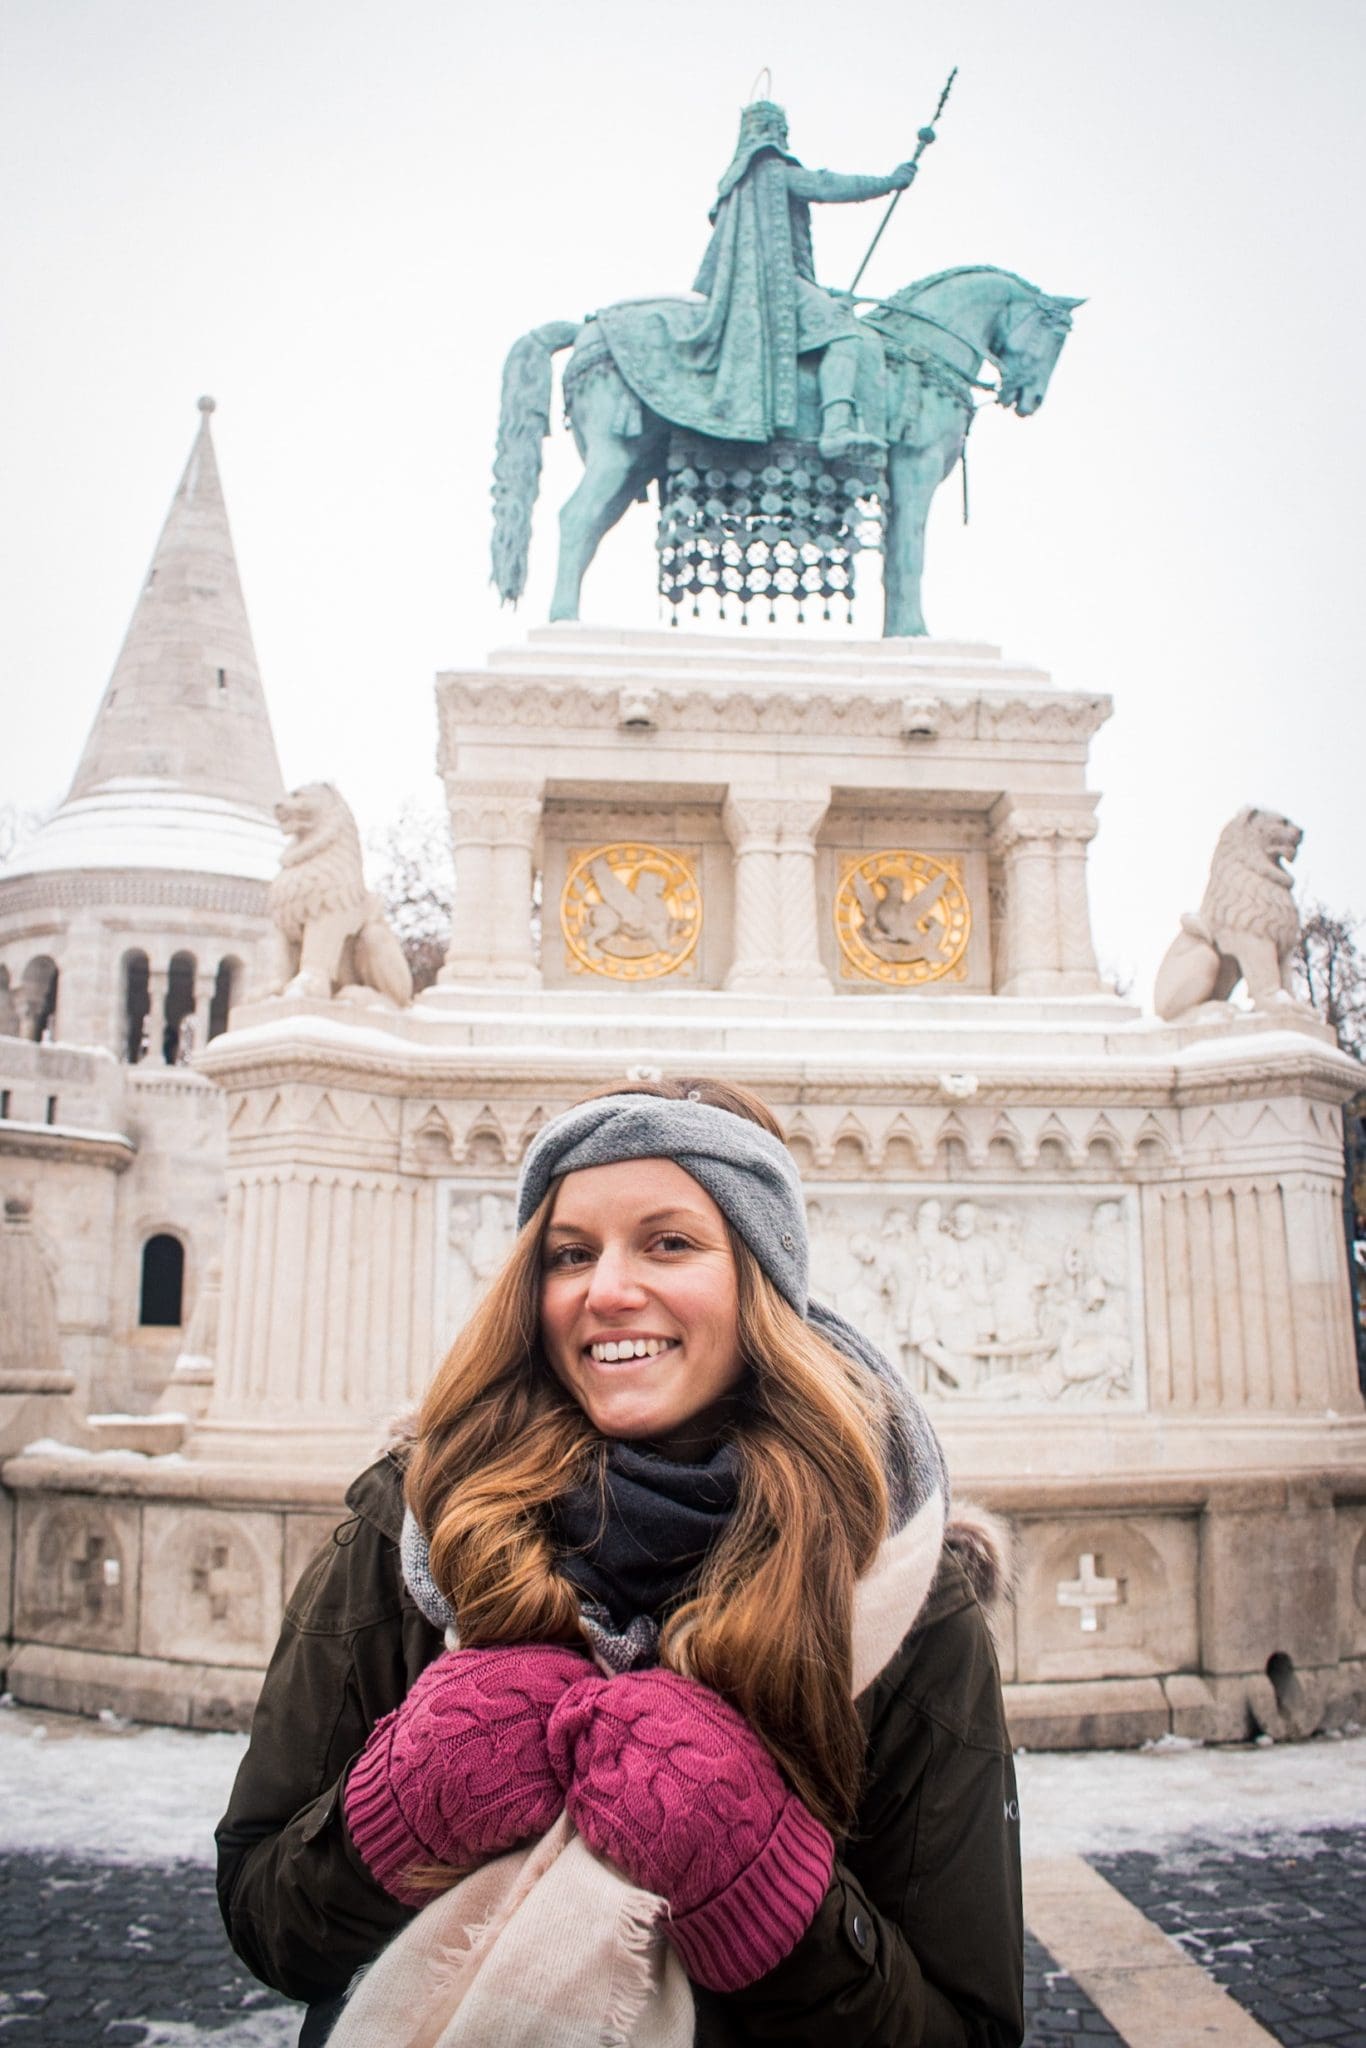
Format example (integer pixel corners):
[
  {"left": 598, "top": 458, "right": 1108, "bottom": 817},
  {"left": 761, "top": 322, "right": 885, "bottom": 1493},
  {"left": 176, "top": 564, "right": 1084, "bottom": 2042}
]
[
  {"left": 191, "top": 1542, "right": 255, "bottom": 1624},
  {"left": 1056, "top": 1552, "right": 1121, "bottom": 1633},
  {"left": 66, "top": 1531, "right": 117, "bottom": 1620}
]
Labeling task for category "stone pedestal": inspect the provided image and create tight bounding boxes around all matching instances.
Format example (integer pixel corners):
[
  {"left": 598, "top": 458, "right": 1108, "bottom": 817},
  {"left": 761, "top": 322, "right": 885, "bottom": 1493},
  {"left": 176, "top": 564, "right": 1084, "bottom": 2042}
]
[{"left": 4, "top": 629, "right": 1363, "bottom": 1742}]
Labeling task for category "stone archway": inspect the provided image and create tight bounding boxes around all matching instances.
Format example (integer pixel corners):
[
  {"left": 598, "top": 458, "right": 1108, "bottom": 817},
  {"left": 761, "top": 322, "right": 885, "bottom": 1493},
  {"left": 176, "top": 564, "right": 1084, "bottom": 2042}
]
[
  {"left": 208, "top": 955, "right": 242, "bottom": 1040},
  {"left": 164, "top": 951, "right": 197, "bottom": 1063},
  {"left": 19, "top": 954, "right": 59, "bottom": 1042},
  {"left": 119, "top": 949, "right": 151, "bottom": 1062},
  {"left": 139, "top": 1232, "right": 185, "bottom": 1327}
]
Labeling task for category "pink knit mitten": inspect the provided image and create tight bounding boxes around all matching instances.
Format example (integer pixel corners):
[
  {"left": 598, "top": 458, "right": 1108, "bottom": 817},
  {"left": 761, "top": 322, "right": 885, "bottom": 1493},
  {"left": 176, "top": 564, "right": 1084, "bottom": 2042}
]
[
  {"left": 344, "top": 1643, "right": 594, "bottom": 1905},
  {"left": 548, "top": 1667, "right": 834, "bottom": 1992}
]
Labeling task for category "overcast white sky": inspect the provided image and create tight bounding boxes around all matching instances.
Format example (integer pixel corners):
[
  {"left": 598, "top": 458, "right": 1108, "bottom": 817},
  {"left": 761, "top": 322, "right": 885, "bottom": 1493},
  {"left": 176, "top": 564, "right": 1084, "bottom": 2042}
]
[{"left": 2, "top": 0, "right": 1362, "bottom": 995}]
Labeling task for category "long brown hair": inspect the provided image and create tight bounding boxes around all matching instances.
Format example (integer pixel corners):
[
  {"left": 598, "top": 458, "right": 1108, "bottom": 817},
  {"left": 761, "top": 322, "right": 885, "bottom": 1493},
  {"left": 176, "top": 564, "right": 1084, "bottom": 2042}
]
[{"left": 405, "top": 1078, "right": 890, "bottom": 1833}]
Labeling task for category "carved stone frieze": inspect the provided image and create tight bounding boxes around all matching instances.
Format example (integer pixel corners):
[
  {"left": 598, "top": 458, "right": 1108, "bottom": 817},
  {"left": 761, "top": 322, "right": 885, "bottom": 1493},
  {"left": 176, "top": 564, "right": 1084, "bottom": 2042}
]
[
  {"left": 0, "top": 871, "right": 272, "bottom": 918},
  {"left": 545, "top": 802, "right": 726, "bottom": 844},
  {"left": 438, "top": 680, "right": 1113, "bottom": 750},
  {"left": 825, "top": 809, "right": 991, "bottom": 845},
  {"left": 804, "top": 1186, "right": 1143, "bottom": 1410}
]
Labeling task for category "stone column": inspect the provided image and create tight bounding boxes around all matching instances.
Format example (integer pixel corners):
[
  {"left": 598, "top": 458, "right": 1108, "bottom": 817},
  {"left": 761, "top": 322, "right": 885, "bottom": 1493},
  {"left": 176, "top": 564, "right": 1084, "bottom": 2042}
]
[
  {"left": 440, "top": 779, "right": 542, "bottom": 986},
  {"left": 724, "top": 785, "right": 832, "bottom": 993},
  {"left": 488, "top": 790, "right": 542, "bottom": 984},
  {"left": 774, "top": 789, "right": 833, "bottom": 989},
  {"left": 144, "top": 964, "right": 171, "bottom": 1064},
  {"left": 991, "top": 803, "right": 1100, "bottom": 997},
  {"left": 191, "top": 970, "right": 217, "bottom": 1052},
  {"left": 199, "top": 1161, "right": 437, "bottom": 1461},
  {"left": 14, "top": 989, "right": 41, "bottom": 1042},
  {"left": 0, "top": 1194, "right": 75, "bottom": 1455},
  {"left": 1055, "top": 814, "right": 1101, "bottom": 989}
]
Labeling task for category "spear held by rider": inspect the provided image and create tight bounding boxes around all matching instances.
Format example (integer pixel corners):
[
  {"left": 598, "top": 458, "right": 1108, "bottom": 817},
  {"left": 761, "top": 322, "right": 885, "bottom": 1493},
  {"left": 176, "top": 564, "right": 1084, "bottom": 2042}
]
[{"left": 848, "top": 67, "right": 959, "bottom": 296}]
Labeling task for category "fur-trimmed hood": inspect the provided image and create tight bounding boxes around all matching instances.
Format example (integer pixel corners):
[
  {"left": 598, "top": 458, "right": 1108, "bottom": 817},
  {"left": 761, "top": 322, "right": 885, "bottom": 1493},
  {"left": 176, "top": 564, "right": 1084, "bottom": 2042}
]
[{"left": 943, "top": 1502, "right": 1012, "bottom": 1614}]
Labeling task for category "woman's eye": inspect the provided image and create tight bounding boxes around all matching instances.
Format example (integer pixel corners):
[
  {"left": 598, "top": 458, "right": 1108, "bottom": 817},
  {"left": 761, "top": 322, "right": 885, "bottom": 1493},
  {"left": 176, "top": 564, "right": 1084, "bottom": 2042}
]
[
  {"left": 654, "top": 1232, "right": 695, "bottom": 1254},
  {"left": 546, "top": 1244, "right": 593, "bottom": 1269}
]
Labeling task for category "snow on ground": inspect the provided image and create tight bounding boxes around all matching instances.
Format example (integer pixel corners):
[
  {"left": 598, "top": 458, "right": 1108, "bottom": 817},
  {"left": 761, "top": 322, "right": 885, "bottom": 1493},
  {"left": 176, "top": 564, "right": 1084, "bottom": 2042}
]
[
  {"left": 0, "top": 1699, "right": 248, "bottom": 1864},
  {"left": 1, "top": 1695, "right": 1364, "bottom": 1869},
  {"left": 94, "top": 2022, "right": 296, "bottom": 2047},
  {"left": 1018, "top": 1727, "right": 1366, "bottom": 1860}
]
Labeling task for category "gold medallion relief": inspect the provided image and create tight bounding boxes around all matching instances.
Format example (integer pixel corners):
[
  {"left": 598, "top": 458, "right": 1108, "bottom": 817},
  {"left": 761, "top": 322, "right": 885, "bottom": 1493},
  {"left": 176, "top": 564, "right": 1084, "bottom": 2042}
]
[
  {"left": 835, "top": 850, "right": 971, "bottom": 985},
  {"left": 561, "top": 843, "right": 702, "bottom": 980}
]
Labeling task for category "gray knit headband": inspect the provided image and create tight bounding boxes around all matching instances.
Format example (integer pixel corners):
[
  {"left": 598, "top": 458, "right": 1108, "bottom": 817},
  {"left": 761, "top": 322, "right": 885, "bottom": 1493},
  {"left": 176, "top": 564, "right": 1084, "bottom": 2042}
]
[{"left": 517, "top": 1093, "right": 810, "bottom": 1313}]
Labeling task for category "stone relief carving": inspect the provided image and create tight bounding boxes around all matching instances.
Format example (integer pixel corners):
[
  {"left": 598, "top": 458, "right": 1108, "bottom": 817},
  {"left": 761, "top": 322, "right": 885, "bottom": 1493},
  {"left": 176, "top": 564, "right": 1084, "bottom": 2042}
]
[
  {"left": 561, "top": 843, "right": 701, "bottom": 979},
  {"left": 1154, "top": 806, "right": 1310, "bottom": 1020},
  {"left": 806, "top": 1188, "right": 1140, "bottom": 1407},
  {"left": 835, "top": 851, "right": 971, "bottom": 985},
  {"left": 440, "top": 1186, "right": 518, "bottom": 1338},
  {"left": 18, "top": 1502, "right": 135, "bottom": 1647}
]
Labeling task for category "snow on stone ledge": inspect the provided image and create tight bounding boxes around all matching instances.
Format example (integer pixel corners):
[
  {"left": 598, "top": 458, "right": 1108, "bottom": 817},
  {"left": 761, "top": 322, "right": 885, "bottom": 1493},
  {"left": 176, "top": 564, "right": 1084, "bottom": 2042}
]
[{"left": 2, "top": 784, "right": 282, "bottom": 883}]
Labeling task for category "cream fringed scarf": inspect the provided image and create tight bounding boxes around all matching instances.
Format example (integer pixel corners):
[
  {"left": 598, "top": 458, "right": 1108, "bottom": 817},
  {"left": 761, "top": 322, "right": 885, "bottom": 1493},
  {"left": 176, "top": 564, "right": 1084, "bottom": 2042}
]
[{"left": 327, "top": 1486, "right": 948, "bottom": 2048}]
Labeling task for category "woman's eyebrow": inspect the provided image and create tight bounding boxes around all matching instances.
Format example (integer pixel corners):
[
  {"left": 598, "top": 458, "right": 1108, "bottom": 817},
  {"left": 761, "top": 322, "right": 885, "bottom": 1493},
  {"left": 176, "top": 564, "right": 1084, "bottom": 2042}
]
[{"left": 545, "top": 1206, "right": 706, "bottom": 1237}]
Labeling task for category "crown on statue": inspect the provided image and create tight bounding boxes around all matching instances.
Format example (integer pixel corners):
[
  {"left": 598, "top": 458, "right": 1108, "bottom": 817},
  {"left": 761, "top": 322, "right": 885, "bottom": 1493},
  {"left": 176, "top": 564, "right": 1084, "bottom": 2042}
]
[{"left": 737, "top": 99, "right": 789, "bottom": 149}]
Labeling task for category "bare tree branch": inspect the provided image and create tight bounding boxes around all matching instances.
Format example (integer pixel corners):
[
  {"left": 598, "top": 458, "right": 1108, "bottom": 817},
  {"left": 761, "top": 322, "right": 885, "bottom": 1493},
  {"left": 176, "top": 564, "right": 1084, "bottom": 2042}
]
[
  {"left": 366, "top": 800, "right": 454, "bottom": 994},
  {"left": 1293, "top": 900, "right": 1366, "bottom": 1060}
]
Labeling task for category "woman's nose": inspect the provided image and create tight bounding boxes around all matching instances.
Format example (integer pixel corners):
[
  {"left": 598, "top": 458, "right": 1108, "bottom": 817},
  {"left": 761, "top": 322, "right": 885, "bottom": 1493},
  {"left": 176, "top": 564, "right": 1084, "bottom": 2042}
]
[{"left": 585, "top": 1244, "right": 648, "bottom": 1308}]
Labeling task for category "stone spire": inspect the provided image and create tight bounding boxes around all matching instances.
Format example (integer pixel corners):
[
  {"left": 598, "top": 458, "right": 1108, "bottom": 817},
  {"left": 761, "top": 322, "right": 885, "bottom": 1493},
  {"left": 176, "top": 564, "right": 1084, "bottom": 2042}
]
[{"left": 66, "top": 397, "right": 285, "bottom": 813}]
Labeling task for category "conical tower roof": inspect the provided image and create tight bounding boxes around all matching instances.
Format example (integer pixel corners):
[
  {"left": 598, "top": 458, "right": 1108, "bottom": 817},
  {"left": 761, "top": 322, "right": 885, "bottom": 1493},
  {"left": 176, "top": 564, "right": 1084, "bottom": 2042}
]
[
  {"left": 7, "top": 399, "right": 284, "bottom": 883},
  {"left": 69, "top": 396, "right": 284, "bottom": 809}
]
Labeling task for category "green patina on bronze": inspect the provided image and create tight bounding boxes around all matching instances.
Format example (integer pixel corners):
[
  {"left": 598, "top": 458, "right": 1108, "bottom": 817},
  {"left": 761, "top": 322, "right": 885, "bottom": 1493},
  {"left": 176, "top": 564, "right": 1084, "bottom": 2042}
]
[
  {"left": 599, "top": 99, "right": 915, "bottom": 456},
  {"left": 490, "top": 92, "right": 1084, "bottom": 635}
]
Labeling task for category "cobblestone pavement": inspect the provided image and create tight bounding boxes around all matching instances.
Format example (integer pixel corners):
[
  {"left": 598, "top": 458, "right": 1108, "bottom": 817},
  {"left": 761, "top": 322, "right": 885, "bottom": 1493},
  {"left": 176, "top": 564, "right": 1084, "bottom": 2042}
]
[
  {"left": 0, "top": 1849, "right": 1122, "bottom": 2046},
  {"left": 1096, "top": 1828, "right": 1366, "bottom": 2046},
  {"left": 1022, "top": 1931, "right": 1125, "bottom": 2045},
  {"left": 0, "top": 1837, "right": 1360, "bottom": 2044},
  {"left": 0, "top": 1854, "right": 292, "bottom": 2043}
]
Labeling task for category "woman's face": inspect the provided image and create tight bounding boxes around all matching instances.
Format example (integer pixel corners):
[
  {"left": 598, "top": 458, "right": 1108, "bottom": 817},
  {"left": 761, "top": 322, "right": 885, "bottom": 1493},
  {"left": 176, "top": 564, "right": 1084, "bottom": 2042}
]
[{"left": 539, "top": 1157, "right": 744, "bottom": 1453}]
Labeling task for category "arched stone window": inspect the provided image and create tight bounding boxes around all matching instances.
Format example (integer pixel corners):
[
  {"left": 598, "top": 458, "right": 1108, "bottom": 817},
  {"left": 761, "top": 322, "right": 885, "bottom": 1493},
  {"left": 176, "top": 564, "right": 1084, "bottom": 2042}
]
[
  {"left": 121, "top": 950, "right": 151, "bottom": 1063},
  {"left": 139, "top": 1233, "right": 185, "bottom": 1326},
  {"left": 164, "top": 950, "right": 196, "bottom": 1063},
  {"left": 20, "top": 956, "right": 59, "bottom": 1042},
  {"left": 209, "top": 955, "right": 242, "bottom": 1040}
]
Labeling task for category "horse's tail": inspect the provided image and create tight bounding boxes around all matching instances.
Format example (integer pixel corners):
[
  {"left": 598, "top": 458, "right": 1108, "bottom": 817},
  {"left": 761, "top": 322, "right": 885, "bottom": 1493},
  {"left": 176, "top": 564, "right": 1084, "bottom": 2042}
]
[{"left": 491, "top": 321, "right": 580, "bottom": 605}]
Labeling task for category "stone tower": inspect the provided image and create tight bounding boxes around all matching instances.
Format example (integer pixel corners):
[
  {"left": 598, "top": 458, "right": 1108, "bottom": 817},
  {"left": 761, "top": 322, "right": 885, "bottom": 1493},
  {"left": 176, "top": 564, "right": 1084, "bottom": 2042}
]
[{"left": 0, "top": 399, "right": 284, "bottom": 1413}]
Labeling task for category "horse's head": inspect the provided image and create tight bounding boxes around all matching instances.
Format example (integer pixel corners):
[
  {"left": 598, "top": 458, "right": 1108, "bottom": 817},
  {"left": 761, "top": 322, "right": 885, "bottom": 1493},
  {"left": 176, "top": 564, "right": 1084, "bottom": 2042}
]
[{"left": 992, "top": 292, "right": 1084, "bottom": 416}]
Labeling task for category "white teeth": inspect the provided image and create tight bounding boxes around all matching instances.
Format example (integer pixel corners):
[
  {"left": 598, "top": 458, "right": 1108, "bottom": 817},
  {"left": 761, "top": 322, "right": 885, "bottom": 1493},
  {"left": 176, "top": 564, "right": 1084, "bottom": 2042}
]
[{"left": 588, "top": 1338, "right": 672, "bottom": 1362}]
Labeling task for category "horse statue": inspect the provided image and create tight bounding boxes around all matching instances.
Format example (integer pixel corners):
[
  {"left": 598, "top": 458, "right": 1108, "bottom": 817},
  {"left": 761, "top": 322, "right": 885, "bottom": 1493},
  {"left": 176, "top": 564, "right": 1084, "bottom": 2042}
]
[{"left": 491, "top": 266, "right": 1081, "bottom": 638}]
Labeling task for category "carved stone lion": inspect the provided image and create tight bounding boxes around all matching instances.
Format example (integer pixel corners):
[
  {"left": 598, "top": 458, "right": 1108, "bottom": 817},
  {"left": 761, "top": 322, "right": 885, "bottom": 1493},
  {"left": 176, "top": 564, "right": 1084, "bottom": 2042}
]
[
  {"left": 1153, "top": 806, "right": 1305, "bottom": 1019},
  {"left": 269, "top": 783, "right": 414, "bottom": 1006}
]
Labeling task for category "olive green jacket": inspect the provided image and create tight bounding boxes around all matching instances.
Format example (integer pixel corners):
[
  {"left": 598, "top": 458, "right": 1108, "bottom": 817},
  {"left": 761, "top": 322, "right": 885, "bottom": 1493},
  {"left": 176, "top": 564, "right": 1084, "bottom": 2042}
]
[{"left": 216, "top": 1453, "right": 1023, "bottom": 2047}]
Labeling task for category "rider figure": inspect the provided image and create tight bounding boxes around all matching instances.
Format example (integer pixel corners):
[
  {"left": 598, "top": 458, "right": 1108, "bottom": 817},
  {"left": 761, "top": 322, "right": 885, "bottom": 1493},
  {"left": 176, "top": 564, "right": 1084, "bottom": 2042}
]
[{"left": 688, "top": 100, "right": 916, "bottom": 459}]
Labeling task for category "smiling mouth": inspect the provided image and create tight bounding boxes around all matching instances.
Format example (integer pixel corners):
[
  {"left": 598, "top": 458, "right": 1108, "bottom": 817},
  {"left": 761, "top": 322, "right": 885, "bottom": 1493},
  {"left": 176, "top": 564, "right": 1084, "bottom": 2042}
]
[{"left": 585, "top": 1337, "right": 679, "bottom": 1364}]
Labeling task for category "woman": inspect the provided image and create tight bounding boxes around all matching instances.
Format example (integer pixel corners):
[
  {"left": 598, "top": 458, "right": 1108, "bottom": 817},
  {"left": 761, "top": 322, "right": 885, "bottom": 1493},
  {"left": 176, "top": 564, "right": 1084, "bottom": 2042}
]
[{"left": 216, "top": 1078, "right": 1023, "bottom": 2046}]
